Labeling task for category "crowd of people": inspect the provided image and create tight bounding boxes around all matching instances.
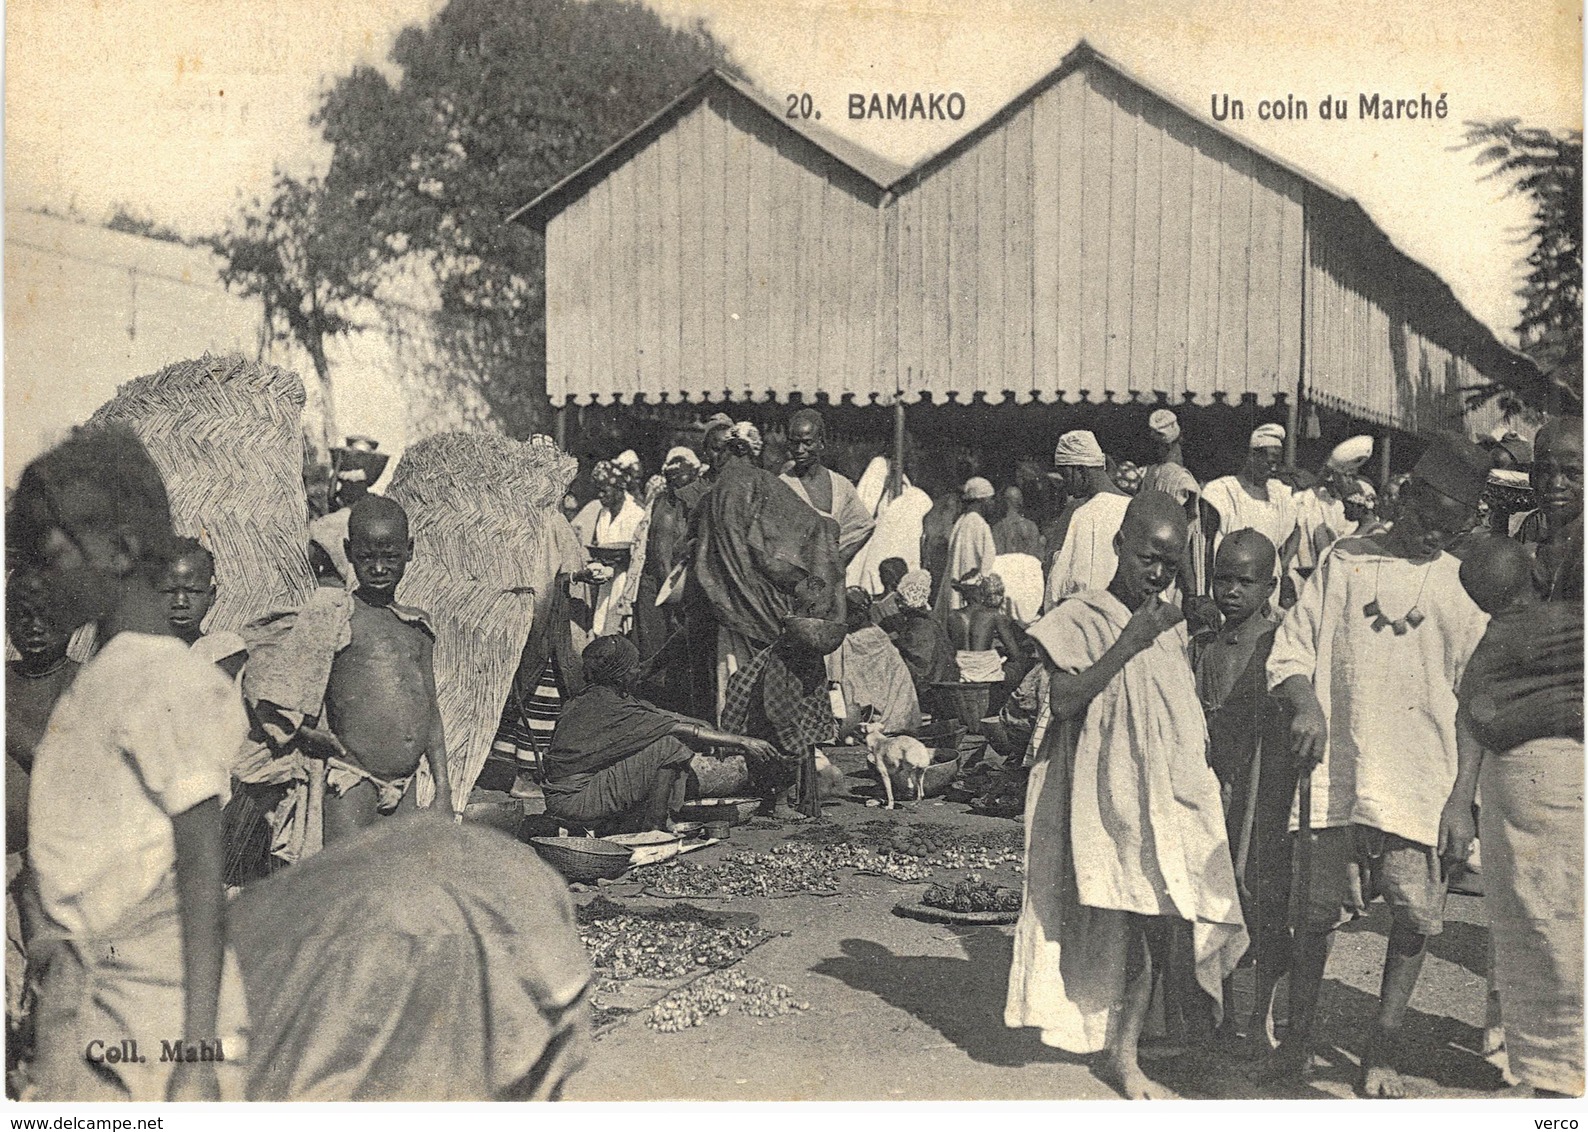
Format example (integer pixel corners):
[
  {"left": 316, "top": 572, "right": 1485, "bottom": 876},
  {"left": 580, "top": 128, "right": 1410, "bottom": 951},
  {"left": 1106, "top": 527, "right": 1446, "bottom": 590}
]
[{"left": 2, "top": 398, "right": 1581, "bottom": 1101}]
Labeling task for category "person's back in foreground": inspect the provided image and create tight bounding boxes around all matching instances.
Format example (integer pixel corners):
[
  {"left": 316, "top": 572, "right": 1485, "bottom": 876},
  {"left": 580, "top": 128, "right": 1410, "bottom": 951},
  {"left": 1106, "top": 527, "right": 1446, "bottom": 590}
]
[{"left": 10, "top": 426, "right": 249, "bottom": 1101}]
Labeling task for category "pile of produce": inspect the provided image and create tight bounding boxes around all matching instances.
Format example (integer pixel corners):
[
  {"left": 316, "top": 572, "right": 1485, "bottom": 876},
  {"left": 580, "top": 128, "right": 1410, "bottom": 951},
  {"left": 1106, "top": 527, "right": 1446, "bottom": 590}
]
[
  {"left": 634, "top": 843, "right": 844, "bottom": 899},
  {"left": 575, "top": 897, "right": 768, "bottom": 980},
  {"left": 648, "top": 972, "right": 811, "bottom": 1033},
  {"left": 850, "top": 821, "right": 1024, "bottom": 869},
  {"left": 923, "top": 876, "right": 1021, "bottom": 914}
]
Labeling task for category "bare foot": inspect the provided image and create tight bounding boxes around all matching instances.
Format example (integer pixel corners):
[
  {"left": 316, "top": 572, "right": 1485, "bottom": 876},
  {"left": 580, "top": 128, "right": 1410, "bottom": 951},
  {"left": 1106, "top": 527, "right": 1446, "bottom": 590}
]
[
  {"left": 1098, "top": 1053, "right": 1179, "bottom": 1100},
  {"left": 1358, "top": 1063, "right": 1407, "bottom": 1098}
]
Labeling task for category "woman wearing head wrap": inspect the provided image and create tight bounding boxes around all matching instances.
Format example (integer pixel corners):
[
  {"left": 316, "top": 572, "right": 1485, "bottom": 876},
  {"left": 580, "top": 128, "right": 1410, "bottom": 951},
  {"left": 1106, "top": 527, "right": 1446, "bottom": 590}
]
[
  {"left": 541, "top": 635, "right": 781, "bottom": 832},
  {"left": 889, "top": 569, "right": 958, "bottom": 706},
  {"left": 571, "top": 460, "right": 647, "bottom": 636},
  {"left": 1201, "top": 424, "right": 1301, "bottom": 597}
]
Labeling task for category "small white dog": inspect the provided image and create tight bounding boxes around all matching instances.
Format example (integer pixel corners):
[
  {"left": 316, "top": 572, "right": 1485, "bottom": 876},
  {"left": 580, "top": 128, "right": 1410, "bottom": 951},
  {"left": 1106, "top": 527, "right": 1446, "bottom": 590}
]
[{"left": 860, "top": 719, "right": 933, "bottom": 809}]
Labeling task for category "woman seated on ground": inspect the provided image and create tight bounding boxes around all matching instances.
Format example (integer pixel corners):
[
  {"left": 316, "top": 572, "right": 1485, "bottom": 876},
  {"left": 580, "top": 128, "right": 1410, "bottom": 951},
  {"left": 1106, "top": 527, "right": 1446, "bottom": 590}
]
[
  {"left": 542, "top": 635, "right": 783, "bottom": 834},
  {"left": 828, "top": 588, "right": 921, "bottom": 739}
]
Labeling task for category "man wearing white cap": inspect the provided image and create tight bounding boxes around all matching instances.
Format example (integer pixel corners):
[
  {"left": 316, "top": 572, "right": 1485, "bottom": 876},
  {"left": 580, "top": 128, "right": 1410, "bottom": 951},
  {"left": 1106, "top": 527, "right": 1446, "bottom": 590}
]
[
  {"left": 1044, "top": 431, "right": 1132, "bottom": 611},
  {"left": 1294, "top": 436, "right": 1373, "bottom": 585},
  {"left": 1140, "top": 408, "right": 1205, "bottom": 594},
  {"left": 935, "top": 476, "right": 1000, "bottom": 614},
  {"left": 780, "top": 408, "right": 875, "bottom": 565},
  {"left": 1200, "top": 423, "right": 1299, "bottom": 591}
]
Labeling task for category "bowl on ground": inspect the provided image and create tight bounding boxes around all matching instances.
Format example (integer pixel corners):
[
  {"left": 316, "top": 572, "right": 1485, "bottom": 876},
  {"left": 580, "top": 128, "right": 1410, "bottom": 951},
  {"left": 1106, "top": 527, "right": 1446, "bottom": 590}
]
[{"left": 529, "top": 836, "right": 634, "bottom": 882}]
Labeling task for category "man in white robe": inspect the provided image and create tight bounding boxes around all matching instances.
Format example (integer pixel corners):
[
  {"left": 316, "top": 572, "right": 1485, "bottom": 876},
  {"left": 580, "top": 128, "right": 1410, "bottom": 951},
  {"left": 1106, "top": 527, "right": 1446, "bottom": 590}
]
[
  {"left": 780, "top": 409, "right": 875, "bottom": 565},
  {"left": 934, "top": 477, "right": 998, "bottom": 615},
  {"left": 1202, "top": 423, "right": 1299, "bottom": 591},
  {"left": 1044, "top": 431, "right": 1131, "bottom": 611},
  {"left": 1006, "top": 493, "right": 1246, "bottom": 1099}
]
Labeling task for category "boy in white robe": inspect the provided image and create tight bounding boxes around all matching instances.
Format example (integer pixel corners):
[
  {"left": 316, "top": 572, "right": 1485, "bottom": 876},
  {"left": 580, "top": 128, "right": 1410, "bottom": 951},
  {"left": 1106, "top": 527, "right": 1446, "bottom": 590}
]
[
  {"left": 1266, "top": 433, "right": 1491, "bottom": 1097},
  {"left": 1006, "top": 491, "right": 1246, "bottom": 1099}
]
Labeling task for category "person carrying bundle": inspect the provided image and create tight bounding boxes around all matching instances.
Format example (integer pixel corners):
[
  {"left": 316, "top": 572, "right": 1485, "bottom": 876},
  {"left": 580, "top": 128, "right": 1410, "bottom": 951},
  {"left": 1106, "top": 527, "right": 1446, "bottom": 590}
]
[{"left": 239, "top": 495, "right": 455, "bottom": 861}]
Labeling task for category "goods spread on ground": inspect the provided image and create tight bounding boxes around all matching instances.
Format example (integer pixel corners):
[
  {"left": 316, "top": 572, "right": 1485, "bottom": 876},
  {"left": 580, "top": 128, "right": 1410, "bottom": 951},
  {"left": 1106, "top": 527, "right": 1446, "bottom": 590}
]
[
  {"left": 923, "top": 877, "right": 1022, "bottom": 914},
  {"left": 631, "top": 819, "right": 1024, "bottom": 899},
  {"left": 647, "top": 972, "right": 811, "bottom": 1033},
  {"left": 576, "top": 896, "right": 769, "bottom": 981}
]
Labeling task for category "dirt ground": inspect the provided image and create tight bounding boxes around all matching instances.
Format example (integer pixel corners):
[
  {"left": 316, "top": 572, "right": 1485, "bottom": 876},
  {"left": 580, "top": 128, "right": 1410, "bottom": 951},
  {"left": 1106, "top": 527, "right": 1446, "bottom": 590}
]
[{"left": 522, "top": 791, "right": 1510, "bottom": 1103}]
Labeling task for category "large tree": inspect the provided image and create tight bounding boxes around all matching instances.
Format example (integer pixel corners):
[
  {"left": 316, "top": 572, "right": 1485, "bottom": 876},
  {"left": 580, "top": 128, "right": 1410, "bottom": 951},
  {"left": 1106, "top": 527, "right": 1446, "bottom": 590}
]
[
  {"left": 1465, "top": 119, "right": 1583, "bottom": 413},
  {"left": 313, "top": 0, "right": 735, "bottom": 436}
]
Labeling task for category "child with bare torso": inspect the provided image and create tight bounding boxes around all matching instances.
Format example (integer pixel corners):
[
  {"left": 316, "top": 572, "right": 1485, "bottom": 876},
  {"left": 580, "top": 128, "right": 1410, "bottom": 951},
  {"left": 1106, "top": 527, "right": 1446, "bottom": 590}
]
[
  {"left": 949, "top": 574, "right": 1025, "bottom": 684},
  {"left": 318, "top": 496, "right": 452, "bottom": 841}
]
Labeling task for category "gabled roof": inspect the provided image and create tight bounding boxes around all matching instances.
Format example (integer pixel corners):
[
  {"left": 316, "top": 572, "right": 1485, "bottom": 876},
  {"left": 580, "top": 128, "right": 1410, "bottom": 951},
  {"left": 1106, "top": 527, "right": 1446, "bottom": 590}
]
[
  {"left": 511, "top": 68, "right": 907, "bottom": 230},
  {"left": 893, "top": 39, "right": 1543, "bottom": 401}
]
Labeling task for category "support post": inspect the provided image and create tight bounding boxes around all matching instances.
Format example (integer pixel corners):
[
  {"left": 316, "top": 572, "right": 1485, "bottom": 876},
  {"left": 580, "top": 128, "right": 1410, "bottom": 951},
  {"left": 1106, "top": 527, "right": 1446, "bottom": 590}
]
[
  {"left": 555, "top": 404, "right": 568, "bottom": 451},
  {"left": 1284, "top": 390, "right": 1301, "bottom": 467},
  {"left": 890, "top": 393, "right": 907, "bottom": 500},
  {"left": 1379, "top": 428, "right": 1393, "bottom": 488}
]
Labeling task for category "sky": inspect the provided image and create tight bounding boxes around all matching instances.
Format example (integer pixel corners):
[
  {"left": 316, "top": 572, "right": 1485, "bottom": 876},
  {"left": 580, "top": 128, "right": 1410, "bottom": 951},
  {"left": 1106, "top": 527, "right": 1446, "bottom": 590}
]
[{"left": 5, "top": 0, "right": 1582, "bottom": 348}]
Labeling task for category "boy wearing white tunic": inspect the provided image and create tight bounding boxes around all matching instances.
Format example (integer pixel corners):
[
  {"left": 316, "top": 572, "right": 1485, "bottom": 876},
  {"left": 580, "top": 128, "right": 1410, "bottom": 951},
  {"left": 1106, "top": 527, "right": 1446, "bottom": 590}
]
[
  {"left": 1266, "top": 433, "right": 1491, "bottom": 1097},
  {"left": 1006, "top": 491, "right": 1246, "bottom": 1099}
]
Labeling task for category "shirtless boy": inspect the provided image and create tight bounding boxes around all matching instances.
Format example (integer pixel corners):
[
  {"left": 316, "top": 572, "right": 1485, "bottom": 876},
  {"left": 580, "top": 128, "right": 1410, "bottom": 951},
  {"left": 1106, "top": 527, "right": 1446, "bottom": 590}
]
[
  {"left": 949, "top": 575, "right": 1029, "bottom": 703},
  {"left": 321, "top": 495, "right": 453, "bottom": 841},
  {"left": 1192, "top": 530, "right": 1290, "bottom": 1052}
]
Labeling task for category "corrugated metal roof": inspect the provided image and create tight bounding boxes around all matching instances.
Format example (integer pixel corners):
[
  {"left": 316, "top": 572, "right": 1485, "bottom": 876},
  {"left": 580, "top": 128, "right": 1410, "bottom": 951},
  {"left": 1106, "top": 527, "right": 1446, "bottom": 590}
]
[{"left": 511, "top": 68, "right": 905, "bottom": 230}]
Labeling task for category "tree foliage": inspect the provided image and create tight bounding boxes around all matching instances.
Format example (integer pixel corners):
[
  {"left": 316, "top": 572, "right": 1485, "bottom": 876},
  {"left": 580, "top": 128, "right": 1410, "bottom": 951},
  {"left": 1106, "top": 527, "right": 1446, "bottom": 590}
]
[
  {"left": 313, "top": 0, "right": 736, "bottom": 436},
  {"left": 1464, "top": 119, "right": 1583, "bottom": 412}
]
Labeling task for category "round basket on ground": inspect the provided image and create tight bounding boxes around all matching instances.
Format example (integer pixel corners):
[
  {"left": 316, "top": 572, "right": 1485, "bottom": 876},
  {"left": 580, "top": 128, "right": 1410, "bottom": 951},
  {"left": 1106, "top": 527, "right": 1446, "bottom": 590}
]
[
  {"left": 529, "top": 836, "right": 634, "bottom": 882},
  {"left": 894, "top": 900, "right": 1020, "bottom": 926},
  {"left": 919, "top": 749, "right": 964, "bottom": 797},
  {"left": 930, "top": 682, "right": 1000, "bottom": 730}
]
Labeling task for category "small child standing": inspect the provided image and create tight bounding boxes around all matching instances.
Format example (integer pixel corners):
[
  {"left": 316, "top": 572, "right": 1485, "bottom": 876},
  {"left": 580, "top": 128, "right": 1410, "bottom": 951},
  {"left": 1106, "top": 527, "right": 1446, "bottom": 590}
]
[
  {"left": 1191, "top": 530, "right": 1292, "bottom": 1051},
  {"left": 10, "top": 426, "right": 249, "bottom": 1101},
  {"left": 156, "top": 538, "right": 246, "bottom": 677}
]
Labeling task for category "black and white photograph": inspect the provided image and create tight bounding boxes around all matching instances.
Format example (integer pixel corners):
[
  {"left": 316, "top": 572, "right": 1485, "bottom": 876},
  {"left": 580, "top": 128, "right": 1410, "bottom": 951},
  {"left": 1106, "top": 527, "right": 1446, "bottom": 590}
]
[{"left": 2, "top": 0, "right": 1582, "bottom": 1113}]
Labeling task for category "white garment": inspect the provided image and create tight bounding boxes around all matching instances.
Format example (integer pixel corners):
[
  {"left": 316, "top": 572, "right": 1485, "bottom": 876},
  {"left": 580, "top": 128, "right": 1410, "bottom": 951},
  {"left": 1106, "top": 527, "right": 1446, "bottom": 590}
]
[
  {"left": 1267, "top": 539, "right": 1488, "bottom": 845},
  {"left": 849, "top": 482, "right": 932, "bottom": 594},
  {"left": 1294, "top": 485, "right": 1348, "bottom": 571},
  {"left": 1005, "top": 590, "right": 1246, "bottom": 1051},
  {"left": 30, "top": 633, "right": 248, "bottom": 938},
  {"left": 854, "top": 456, "right": 891, "bottom": 517},
  {"left": 936, "top": 511, "right": 998, "bottom": 612},
  {"left": 992, "top": 552, "right": 1045, "bottom": 627},
  {"left": 1044, "top": 493, "right": 1130, "bottom": 611},
  {"left": 587, "top": 496, "right": 646, "bottom": 635},
  {"left": 781, "top": 467, "right": 875, "bottom": 560},
  {"left": 1202, "top": 475, "right": 1298, "bottom": 582}
]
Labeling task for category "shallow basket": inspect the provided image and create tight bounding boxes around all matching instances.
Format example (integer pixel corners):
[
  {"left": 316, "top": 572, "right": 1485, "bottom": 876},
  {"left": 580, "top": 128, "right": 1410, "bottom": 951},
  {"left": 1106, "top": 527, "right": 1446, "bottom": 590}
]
[
  {"left": 678, "top": 797, "right": 762, "bottom": 826},
  {"left": 529, "top": 836, "right": 634, "bottom": 882},
  {"left": 930, "top": 682, "right": 1000, "bottom": 729}
]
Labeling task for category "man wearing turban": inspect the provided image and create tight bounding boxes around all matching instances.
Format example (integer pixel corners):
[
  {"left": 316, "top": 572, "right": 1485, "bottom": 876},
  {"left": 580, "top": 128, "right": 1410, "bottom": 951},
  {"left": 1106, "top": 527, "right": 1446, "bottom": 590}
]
[
  {"left": 1044, "top": 431, "right": 1132, "bottom": 611},
  {"left": 1200, "top": 424, "right": 1300, "bottom": 595},
  {"left": 934, "top": 477, "right": 1000, "bottom": 615}
]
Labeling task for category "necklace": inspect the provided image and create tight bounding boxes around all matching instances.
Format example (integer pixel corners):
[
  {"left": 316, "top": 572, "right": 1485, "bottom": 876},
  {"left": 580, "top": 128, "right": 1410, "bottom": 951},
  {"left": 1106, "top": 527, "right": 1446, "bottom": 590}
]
[{"left": 1362, "top": 559, "right": 1433, "bottom": 635}]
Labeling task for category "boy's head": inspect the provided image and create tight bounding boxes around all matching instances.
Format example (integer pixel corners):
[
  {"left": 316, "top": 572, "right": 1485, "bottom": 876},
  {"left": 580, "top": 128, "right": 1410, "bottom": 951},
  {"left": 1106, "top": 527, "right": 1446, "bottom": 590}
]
[
  {"left": 1458, "top": 536, "right": 1537, "bottom": 615},
  {"left": 1211, "top": 530, "right": 1277, "bottom": 627},
  {"left": 877, "top": 557, "right": 908, "bottom": 594},
  {"left": 1387, "top": 433, "right": 1489, "bottom": 561},
  {"left": 1112, "top": 491, "right": 1188, "bottom": 608},
  {"left": 1532, "top": 417, "right": 1584, "bottom": 528},
  {"left": 975, "top": 573, "right": 1006, "bottom": 609},
  {"left": 7, "top": 425, "right": 179, "bottom": 633},
  {"left": 156, "top": 538, "right": 217, "bottom": 644},
  {"left": 6, "top": 569, "right": 71, "bottom": 668},
  {"left": 345, "top": 495, "right": 412, "bottom": 603}
]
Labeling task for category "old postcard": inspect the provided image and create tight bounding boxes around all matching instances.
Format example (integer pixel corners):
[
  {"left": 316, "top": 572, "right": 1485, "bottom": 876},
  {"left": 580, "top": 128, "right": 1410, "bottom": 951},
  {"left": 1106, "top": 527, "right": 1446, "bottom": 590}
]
[{"left": 3, "top": 0, "right": 1582, "bottom": 1119}]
